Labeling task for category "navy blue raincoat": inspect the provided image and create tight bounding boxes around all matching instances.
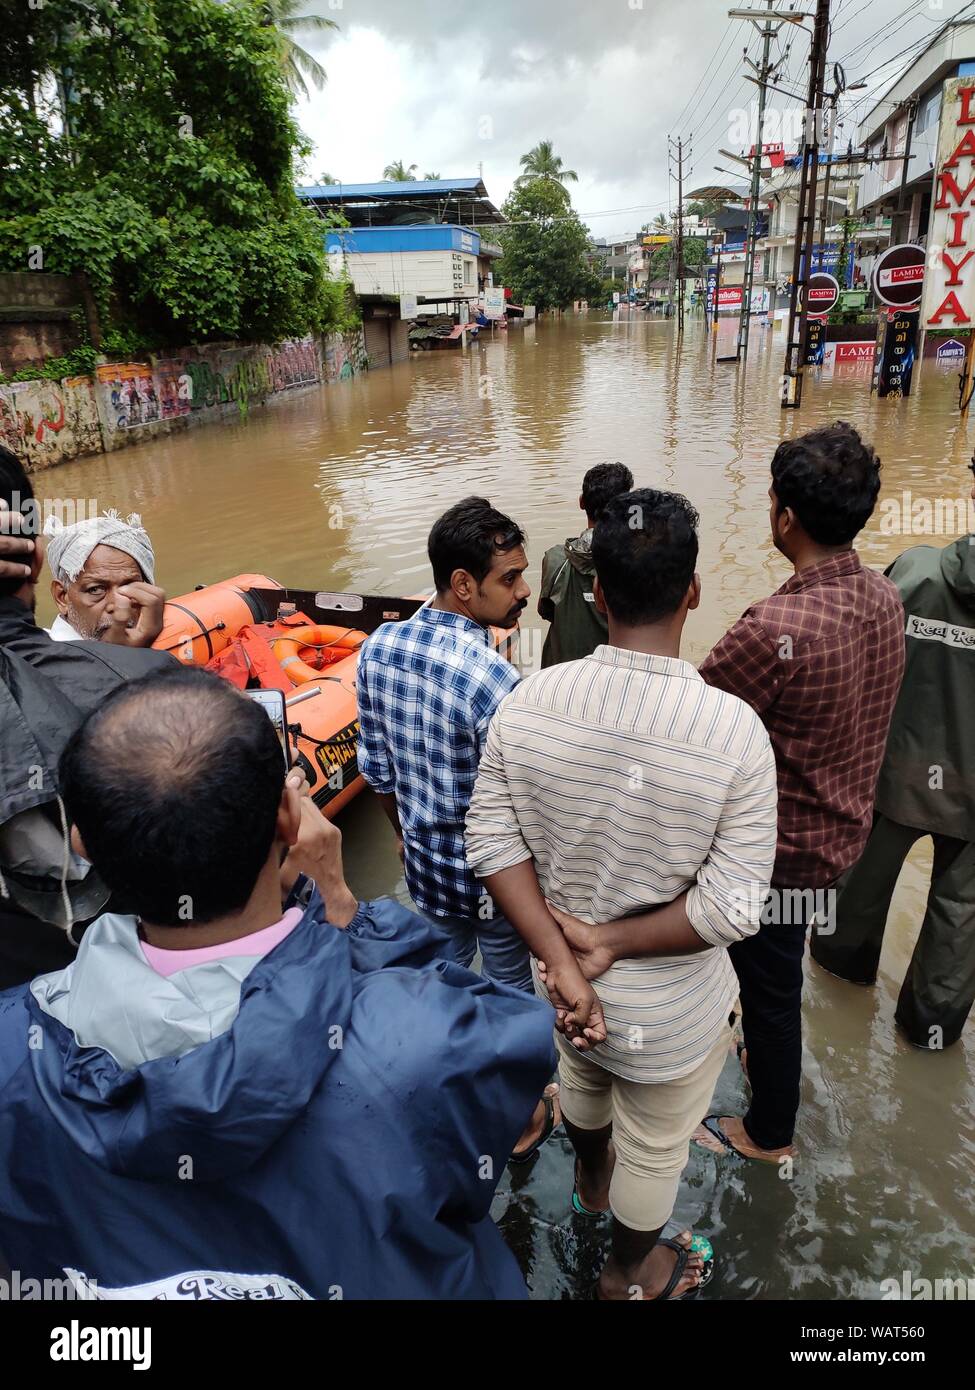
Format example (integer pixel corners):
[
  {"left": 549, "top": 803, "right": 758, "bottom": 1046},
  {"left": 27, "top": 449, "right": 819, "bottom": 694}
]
[{"left": 0, "top": 888, "right": 555, "bottom": 1300}]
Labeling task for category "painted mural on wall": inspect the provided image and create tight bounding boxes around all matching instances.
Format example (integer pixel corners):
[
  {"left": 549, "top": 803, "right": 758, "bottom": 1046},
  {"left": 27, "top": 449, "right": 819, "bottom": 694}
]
[
  {"left": 96, "top": 362, "right": 161, "bottom": 430},
  {"left": 324, "top": 329, "right": 368, "bottom": 383},
  {"left": 0, "top": 376, "right": 102, "bottom": 470},
  {"left": 2, "top": 328, "right": 367, "bottom": 470}
]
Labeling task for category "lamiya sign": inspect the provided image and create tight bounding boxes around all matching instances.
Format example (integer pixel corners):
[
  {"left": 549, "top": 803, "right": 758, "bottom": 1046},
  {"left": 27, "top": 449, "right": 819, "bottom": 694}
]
[{"left": 922, "top": 78, "right": 975, "bottom": 328}]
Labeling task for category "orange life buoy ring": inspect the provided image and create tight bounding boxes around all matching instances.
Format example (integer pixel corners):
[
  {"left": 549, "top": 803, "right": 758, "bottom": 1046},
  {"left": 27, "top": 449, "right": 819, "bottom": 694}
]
[{"left": 269, "top": 624, "right": 366, "bottom": 686}]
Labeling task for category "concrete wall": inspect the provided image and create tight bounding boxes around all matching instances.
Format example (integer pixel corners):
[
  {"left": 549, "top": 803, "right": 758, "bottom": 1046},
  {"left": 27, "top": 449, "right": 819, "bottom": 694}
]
[
  {"left": 0, "top": 374, "right": 102, "bottom": 471},
  {"left": 0, "top": 272, "right": 83, "bottom": 373},
  {"left": 0, "top": 326, "right": 368, "bottom": 472}
]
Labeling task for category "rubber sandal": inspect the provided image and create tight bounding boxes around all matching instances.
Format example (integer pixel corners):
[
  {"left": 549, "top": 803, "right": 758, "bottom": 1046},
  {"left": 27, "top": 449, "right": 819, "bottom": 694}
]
[
  {"left": 589, "top": 1235, "right": 715, "bottom": 1301},
  {"left": 570, "top": 1161, "right": 609, "bottom": 1219},
  {"left": 695, "top": 1114, "right": 748, "bottom": 1159},
  {"left": 508, "top": 1091, "right": 558, "bottom": 1165},
  {"left": 652, "top": 1236, "right": 714, "bottom": 1301}
]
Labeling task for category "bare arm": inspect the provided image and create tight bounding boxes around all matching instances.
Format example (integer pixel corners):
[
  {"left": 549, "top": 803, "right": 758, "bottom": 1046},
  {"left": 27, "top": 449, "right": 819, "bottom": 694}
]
[
  {"left": 481, "top": 862, "right": 607, "bottom": 1048},
  {"left": 281, "top": 779, "right": 359, "bottom": 927},
  {"left": 545, "top": 892, "right": 708, "bottom": 983},
  {"left": 466, "top": 711, "right": 606, "bottom": 1048}
]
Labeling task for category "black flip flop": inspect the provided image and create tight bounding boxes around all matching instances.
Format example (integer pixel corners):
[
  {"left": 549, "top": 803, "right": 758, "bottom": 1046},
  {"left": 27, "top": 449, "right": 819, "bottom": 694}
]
[
  {"left": 696, "top": 1114, "right": 749, "bottom": 1159},
  {"left": 653, "top": 1236, "right": 713, "bottom": 1300},
  {"left": 590, "top": 1236, "right": 715, "bottom": 1300},
  {"left": 508, "top": 1091, "right": 558, "bottom": 1166}
]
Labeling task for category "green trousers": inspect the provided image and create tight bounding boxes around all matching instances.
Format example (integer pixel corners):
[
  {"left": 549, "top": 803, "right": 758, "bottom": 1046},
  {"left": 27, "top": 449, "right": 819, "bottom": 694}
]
[{"left": 810, "top": 812, "right": 975, "bottom": 1049}]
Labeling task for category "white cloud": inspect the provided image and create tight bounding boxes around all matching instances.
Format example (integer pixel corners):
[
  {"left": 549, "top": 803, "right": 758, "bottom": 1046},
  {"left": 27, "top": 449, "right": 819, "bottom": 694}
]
[{"left": 288, "top": 0, "right": 975, "bottom": 241}]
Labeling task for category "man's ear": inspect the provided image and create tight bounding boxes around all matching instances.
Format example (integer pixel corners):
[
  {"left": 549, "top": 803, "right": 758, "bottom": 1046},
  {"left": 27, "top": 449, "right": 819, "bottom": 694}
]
[
  {"left": 592, "top": 574, "right": 608, "bottom": 615},
  {"left": 70, "top": 825, "right": 88, "bottom": 861},
  {"left": 277, "top": 780, "right": 302, "bottom": 850},
  {"left": 687, "top": 572, "right": 702, "bottom": 612},
  {"left": 578, "top": 493, "right": 585, "bottom": 513},
  {"left": 51, "top": 573, "right": 69, "bottom": 616},
  {"left": 450, "top": 566, "right": 475, "bottom": 604}
]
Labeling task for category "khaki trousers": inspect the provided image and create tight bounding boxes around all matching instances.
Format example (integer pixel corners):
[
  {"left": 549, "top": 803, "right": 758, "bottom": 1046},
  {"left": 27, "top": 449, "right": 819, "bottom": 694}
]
[{"left": 556, "top": 1023, "right": 732, "bottom": 1232}]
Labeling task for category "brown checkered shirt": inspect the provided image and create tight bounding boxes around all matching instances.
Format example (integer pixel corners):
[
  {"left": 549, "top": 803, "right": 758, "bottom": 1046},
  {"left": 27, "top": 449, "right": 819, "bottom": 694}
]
[{"left": 700, "top": 551, "right": 905, "bottom": 888}]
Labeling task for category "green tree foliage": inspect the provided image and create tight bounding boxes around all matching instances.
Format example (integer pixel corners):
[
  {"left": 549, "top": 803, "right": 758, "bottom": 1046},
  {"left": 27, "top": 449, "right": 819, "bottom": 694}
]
[
  {"left": 260, "top": 0, "right": 338, "bottom": 102},
  {"left": 648, "top": 233, "right": 707, "bottom": 282},
  {"left": 515, "top": 140, "right": 578, "bottom": 193},
  {"left": 383, "top": 161, "right": 418, "bottom": 181},
  {"left": 496, "top": 180, "right": 598, "bottom": 313},
  {"left": 0, "top": 0, "right": 350, "bottom": 346}
]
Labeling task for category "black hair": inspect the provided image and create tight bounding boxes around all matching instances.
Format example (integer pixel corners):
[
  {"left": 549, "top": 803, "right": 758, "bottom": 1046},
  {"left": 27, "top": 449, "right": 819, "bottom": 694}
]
[
  {"left": 428, "top": 495, "right": 525, "bottom": 592},
  {"left": 59, "top": 666, "right": 286, "bottom": 928},
  {"left": 770, "top": 421, "right": 881, "bottom": 545},
  {"left": 592, "top": 488, "right": 699, "bottom": 626},
  {"left": 582, "top": 462, "right": 634, "bottom": 522},
  {"left": 0, "top": 445, "right": 35, "bottom": 599}
]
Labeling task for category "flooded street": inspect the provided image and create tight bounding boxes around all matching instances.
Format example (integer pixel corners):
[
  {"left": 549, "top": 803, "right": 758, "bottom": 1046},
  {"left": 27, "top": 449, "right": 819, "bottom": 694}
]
[{"left": 37, "top": 311, "right": 975, "bottom": 1299}]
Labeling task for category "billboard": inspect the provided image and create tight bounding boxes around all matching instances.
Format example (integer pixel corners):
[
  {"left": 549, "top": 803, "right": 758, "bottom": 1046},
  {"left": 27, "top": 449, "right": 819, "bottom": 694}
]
[
  {"left": 873, "top": 244, "right": 925, "bottom": 309},
  {"left": 483, "top": 287, "right": 506, "bottom": 320},
  {"left": 921, "top": 77, "right": 975, "bottom": 330}
]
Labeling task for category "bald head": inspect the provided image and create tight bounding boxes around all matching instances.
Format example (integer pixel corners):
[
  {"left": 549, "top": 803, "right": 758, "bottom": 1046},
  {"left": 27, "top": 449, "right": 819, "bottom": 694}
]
[{"left": 60, "top": 667, "right": 287, "bottom": 927}]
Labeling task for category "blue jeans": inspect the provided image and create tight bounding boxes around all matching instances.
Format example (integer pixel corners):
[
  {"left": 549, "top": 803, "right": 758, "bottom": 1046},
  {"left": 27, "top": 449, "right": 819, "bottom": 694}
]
[{"left": 428, "top": 910, "right": 534, "bottom": 994}]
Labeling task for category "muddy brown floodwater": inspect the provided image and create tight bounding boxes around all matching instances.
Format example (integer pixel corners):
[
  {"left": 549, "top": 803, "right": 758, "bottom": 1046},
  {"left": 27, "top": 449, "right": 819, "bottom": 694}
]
[{"left": 37, "top": 309, "right": 975, "bottom": 1299}]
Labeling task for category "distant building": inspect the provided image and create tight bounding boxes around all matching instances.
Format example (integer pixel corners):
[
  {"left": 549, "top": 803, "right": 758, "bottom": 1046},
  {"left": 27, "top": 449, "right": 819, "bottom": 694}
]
[
  {"left": 855, "top": 17, "right": 975, "bottom": 286},
  {"left": 760, "top": 158, "right": 862, "bottom": 308},
  {"left": 591, "top": 236, "right": 632, "bottom": 283},
  {"left": 325, "top": 225, "right": 485, "bottom": 307},
  {"left": 297, "top": 178, "right": 505, "bottom": 349}
]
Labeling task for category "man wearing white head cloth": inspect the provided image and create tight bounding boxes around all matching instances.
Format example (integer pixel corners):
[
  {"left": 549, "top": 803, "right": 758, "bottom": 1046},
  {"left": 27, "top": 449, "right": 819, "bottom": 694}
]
[{"left": 45, "top": 510, "right": 166, "bottom": 647}]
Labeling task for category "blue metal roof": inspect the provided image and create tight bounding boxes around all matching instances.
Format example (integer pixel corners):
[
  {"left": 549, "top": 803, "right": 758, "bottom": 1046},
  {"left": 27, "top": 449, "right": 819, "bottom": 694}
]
[{"left": 298, "top": 178, "right": 488, "bottom": 200}]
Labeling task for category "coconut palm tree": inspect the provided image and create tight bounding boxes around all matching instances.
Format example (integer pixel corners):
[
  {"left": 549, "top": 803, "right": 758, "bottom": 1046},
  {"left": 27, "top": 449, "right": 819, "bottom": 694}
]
[
  {"left": 652, "top": 212, "right": 670, "bottom": 231},
  {"left": 261, "top": 1, "right": 338, "bottom": 102},
  {"left": 318, "top": 172, "right": 340, "bottom": 184},
  {"left": 423, "top": 171, "right": 441, "bottom": 181},
  {"left": 383, "top": 160, "right": 418, "bottom": 181},
  {"left": 515, "top": 140, "right": 578, "bottom": 191}
]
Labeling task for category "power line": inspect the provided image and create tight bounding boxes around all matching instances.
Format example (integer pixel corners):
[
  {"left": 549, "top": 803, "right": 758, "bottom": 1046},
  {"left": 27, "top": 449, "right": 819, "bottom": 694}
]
[
  {"left": 836, "top": 0, "right": 942, "bottom": 68},
  {"left": 839, "top": 0, "right": 975, "bottom": 129},
  {"left": 676, "top": 18, "right": 761, "bottom": 145},
  {"left": 674, "top": 21, "right": 745, "bottom": 134}
]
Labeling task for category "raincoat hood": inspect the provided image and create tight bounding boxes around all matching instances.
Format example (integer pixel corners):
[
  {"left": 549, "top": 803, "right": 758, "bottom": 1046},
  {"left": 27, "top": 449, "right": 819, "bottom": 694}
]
[
  {"left": 940, "top": 533, "right": 975, "bottom": 603},
  {"left": 26, "top": 887, "right": 426, "bottom": 1182},
  {"left": 564, "top": 527, "right": 596, "bottom": 576}
]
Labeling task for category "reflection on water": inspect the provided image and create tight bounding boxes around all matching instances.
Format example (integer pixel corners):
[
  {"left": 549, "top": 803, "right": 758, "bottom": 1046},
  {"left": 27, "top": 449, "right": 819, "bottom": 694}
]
[{"left": 36, "top": 311, "right": 975, "bottom": 1298}]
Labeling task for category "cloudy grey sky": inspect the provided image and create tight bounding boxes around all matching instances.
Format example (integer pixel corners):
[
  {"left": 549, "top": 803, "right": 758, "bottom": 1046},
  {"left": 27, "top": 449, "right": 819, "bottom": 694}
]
[{"left": 292, "top": 0, "right": 975, "bottom": 240}]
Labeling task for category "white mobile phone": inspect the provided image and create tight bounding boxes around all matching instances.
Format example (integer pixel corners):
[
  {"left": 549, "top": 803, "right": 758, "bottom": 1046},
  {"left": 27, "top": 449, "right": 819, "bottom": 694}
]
[{"left": 244, "top": 689, "right": 292, "bottom": 770}]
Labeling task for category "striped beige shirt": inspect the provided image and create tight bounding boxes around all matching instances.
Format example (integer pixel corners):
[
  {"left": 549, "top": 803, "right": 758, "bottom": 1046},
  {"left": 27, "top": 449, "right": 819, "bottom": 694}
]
[{"left": 465, "top": 645, "right": 778, "bottom": 1082}]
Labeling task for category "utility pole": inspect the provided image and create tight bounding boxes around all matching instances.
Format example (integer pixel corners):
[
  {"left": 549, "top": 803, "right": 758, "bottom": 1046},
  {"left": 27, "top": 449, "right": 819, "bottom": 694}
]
[
  {"left": 669, "top": 135, "right": 690, "bottom": 334},
  {"left": 816, "top": 66, "right": 868, "bottom": 264},
  {"left": 736, "top": 1, "right": 783, "bottom": 360},
  {"left": 677, "top": 138, "right": 686, "bottom": 334},
  {"left": 782, "top": 0, "right": 831, "bottom": 410}
]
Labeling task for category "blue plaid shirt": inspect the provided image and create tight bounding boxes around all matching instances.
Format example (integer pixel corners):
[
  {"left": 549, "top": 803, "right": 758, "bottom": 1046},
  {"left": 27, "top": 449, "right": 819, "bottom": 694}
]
[{"left": 356, "top": 606, "right": 521, "bottom": 918}]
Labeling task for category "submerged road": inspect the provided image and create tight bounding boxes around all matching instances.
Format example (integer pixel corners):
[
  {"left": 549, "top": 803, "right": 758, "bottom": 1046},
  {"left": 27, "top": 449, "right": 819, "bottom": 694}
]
[{"left": 38, "top": 310, "right": 975, "bottom": 1297}]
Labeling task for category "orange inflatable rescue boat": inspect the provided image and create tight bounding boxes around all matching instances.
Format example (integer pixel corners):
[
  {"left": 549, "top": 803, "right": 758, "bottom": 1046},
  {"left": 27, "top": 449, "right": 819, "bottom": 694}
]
[{"left": 153, "top": 576, "right": 518, "bottom": 818}]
